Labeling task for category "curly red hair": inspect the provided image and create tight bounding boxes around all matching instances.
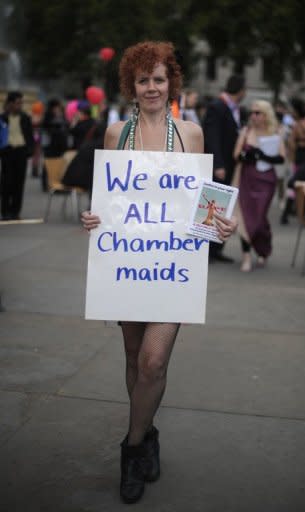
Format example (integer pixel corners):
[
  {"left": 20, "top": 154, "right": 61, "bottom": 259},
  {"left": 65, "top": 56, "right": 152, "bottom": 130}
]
[{"left": 119, "top": 41, "right": 183, "bottom": 102}]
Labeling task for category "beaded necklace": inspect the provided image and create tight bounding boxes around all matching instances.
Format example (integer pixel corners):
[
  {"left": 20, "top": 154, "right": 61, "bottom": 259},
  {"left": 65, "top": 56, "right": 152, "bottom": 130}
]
[{"left": 128, "top": 109, "right": 174, "bottom": 152}]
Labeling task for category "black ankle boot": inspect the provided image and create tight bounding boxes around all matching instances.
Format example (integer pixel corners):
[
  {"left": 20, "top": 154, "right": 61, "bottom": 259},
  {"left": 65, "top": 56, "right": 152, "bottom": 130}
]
[
  {"left": 120, "top": 437, "right": 146, "bottom": 504},
  {"left": 143, "top": 426, "right": 160, "bottom": 482}
]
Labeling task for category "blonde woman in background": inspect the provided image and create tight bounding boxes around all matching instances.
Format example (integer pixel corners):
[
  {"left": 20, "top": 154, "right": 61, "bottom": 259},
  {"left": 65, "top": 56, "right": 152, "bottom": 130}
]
[{"left": 233, "top": 100, "right": 285, "bottom": 272}]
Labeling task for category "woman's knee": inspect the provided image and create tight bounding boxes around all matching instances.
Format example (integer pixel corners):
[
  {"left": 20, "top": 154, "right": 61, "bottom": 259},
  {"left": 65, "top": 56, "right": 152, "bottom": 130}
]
[{"left": 138, "top": 354, "right": 168, "bottom": 383}]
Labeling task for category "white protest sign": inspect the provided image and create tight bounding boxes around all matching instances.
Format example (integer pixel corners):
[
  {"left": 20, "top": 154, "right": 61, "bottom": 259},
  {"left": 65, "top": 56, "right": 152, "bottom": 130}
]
[{"left": 85, "top": 150, "right": 213, "bottom": 323}]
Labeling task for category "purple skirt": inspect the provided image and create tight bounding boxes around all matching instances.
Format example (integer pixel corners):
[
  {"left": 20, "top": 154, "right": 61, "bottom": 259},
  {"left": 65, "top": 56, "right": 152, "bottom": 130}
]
[{"left": 239, "top": 162, "right": 277, "bottom": 257}]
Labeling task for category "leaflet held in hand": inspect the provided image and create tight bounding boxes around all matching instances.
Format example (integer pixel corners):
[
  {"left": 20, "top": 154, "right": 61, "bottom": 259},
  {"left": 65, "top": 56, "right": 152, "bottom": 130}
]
[
  {"left": 257, "top": 134, "right": 281, "bottom": 172},
  {"left": 187, "top": 180, "right": 238, "bottom": 244}
]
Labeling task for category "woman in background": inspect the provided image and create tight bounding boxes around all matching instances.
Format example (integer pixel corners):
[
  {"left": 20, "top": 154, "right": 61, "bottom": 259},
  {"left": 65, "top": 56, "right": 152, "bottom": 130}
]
[
  {"left": 41, "top": 99, "right": 68, "bottom": 191},
  {"left": 234, "top": 100, "right": 285, "bottom": 272},
  {"left": 280, "top": 97, "right": 305, "bottom": 224}
]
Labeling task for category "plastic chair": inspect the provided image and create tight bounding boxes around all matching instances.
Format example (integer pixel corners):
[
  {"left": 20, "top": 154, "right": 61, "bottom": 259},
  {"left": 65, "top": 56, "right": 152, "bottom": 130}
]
[
  {"left": 44, "top": 157, "right": 86, "bottom": 222},
  {"left": 63, "top": 150, "right": 77, "bottom": 166},
  {"left": 291, "top": 181, "right": 305, "bottom": 275}
]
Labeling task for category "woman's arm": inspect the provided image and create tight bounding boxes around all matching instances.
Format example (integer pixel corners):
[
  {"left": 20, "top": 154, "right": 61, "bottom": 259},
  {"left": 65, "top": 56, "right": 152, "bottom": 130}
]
[
  {"left": 287, "top": 125, "right": 297, "bottom": 163},
  {"left": 279, "top": 135, "right": 286, "bottom": 159},
  {"left": 233, "top": 127, "right": 248, "bottom": 160},
  {"left": 188, "top": 122, "right": 204, "bottom": 153},
  {"left": 176, "top": 119, "right": 204, "bottom": 153}
]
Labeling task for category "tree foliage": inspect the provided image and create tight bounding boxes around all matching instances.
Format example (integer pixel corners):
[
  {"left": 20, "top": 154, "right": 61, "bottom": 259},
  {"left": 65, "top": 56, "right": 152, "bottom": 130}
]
[
  {"left": 7, "top": 0, "right": 305, "bottom": 98},
  {"left": 190, "top": 0, "right": 305, "bottom": 97},
  {"left": 9, "top": 1, "right": 192, "bottom": 75}
]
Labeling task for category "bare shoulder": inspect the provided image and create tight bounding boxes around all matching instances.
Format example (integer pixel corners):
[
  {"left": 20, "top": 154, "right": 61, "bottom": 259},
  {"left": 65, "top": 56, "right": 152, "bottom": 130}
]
[
  {"left": 104, "top": 121, "right": 126, "bottom": 149},
  {"left": 174, "top": 119, "right": 204, "bottom": 153},
  {"left": 174, "top": 118, "right": 202, "bottom": 136}
]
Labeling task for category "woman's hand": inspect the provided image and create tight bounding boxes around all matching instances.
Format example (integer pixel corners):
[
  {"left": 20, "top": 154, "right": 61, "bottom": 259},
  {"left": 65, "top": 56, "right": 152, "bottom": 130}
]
[
  {"left": 238, "top": 146, "right": 260, "bottom": 163},
  {"left": 214, "top": 214, "right": 238, "bottom": 242},
  {"left": 81, "top": 210, "right": 101, "bottom": 231}
]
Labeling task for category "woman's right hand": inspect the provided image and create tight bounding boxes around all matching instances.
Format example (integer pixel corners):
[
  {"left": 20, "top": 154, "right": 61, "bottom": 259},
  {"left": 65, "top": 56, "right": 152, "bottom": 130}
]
[
  {"left": 81, "top": 211, "right": 101, "bottom": 231},
  {"left": 238, "top": 146, "right": 260, "bottom": 163}
]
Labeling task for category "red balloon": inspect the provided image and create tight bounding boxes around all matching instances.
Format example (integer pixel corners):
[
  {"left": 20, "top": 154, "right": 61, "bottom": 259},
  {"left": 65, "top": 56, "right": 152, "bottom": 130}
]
[
  {"left": 99, "top": 47, "right": 115, "bottom": 62},
  {"left": 85, "top": 86, "right": 105, "bottom": 105}
]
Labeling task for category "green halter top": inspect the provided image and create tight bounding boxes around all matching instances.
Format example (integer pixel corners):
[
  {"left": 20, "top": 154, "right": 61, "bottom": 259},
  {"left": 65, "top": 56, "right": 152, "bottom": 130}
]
[{"left": 117, "top": 111, "right": 183, "bottom": 152}]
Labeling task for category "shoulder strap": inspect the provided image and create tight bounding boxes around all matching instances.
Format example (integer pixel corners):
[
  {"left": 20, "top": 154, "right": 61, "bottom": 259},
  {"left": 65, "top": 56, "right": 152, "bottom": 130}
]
[
  {"left": 117, "top": 120, "right": 132, "bottom": 150},
  {"left": 173, "top": 121, "right": 185, "bottom": 152}
]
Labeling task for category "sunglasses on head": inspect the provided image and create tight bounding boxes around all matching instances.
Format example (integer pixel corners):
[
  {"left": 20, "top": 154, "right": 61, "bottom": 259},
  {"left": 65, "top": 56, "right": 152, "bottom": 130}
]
[{"left": 251, "top": 110, "right": 262, "bottom": 115}]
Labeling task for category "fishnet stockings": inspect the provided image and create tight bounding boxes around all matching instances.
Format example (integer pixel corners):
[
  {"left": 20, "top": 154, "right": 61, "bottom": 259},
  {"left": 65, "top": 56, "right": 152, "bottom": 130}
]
[
  {"left": 121, "top": 321, "right": 180, "bottom": 446},
  {"left": 121, "top": 322, "right": 146, "bottom": 397}
]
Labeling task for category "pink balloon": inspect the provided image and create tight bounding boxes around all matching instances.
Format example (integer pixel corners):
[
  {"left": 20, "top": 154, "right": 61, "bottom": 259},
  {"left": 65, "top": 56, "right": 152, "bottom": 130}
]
[
  {"left": 65, "top": 100, "right": 79, "bottom": 122},
  {"left": 85, "top": 86, "right": 105, "bottom": 105}
]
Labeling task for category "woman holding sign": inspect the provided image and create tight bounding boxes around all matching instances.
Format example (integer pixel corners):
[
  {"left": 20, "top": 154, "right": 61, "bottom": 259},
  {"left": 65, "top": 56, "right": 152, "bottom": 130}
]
[{"left": 82, "top": 41, "right": 236, "bottom": 504}]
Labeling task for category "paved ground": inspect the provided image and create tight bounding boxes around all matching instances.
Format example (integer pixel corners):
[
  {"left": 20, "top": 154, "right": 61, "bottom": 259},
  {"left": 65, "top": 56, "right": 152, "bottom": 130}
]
[{"left": 1, "top": 171, "right": 305, "bottom": 512}]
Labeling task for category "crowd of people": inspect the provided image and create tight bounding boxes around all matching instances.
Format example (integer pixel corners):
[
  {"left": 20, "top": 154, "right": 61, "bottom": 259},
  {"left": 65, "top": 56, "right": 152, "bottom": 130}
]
[
  {"left": 0, "top": 69, "right": 303, "bottom": 259},
  {"left": 0, "top": 91, "right": 126, "bottom": 213},
  {"left": 1, "top": 41, "right": 304, "bottom": 505},
  {"left": 179, "top": 77, "right": 302, "bottom": 272},
  {"left": 0, "top": 77, "right": 303, "bottom": 252}
]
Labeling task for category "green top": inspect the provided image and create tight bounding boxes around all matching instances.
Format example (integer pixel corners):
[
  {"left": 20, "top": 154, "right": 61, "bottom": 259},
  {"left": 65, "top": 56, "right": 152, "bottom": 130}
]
[{"left": 116, "top": 113, "right": 176, "bottom": 152}]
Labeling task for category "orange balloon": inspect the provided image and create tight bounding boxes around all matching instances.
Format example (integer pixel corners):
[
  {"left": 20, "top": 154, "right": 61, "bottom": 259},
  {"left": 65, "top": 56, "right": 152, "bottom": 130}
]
[{"left": 31, "top": 101, "right": 44, "bottom": 115}]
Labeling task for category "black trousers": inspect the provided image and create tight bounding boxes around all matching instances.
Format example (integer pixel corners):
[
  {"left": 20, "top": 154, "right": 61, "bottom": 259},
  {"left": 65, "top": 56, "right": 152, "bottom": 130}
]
[{"left": 0, "top": 147, "right": 28, "bottom": 219}]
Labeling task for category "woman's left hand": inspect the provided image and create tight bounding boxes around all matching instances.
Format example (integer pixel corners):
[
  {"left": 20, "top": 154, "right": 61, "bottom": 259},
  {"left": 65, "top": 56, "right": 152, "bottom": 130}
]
[{"left": 214, "top": 214, "right": 238, "bottom": 241}]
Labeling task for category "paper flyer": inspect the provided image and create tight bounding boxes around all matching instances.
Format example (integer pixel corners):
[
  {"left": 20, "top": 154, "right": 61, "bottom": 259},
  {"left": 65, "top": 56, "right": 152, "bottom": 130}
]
[
  {"left": 257, "top": 134, "right": 281, "bottom": 172},
  {"left": 187, "top": 179, "right": 239, "bottom": 244}
]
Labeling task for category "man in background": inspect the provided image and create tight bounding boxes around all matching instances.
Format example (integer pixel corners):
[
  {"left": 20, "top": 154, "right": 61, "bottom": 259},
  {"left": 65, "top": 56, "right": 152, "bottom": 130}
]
[
  {"left": 0, "top": 91, "right": 34, "bottom": 220},
  {"left": 203, "top": 75, "right": 246, "bottom": 262}
]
